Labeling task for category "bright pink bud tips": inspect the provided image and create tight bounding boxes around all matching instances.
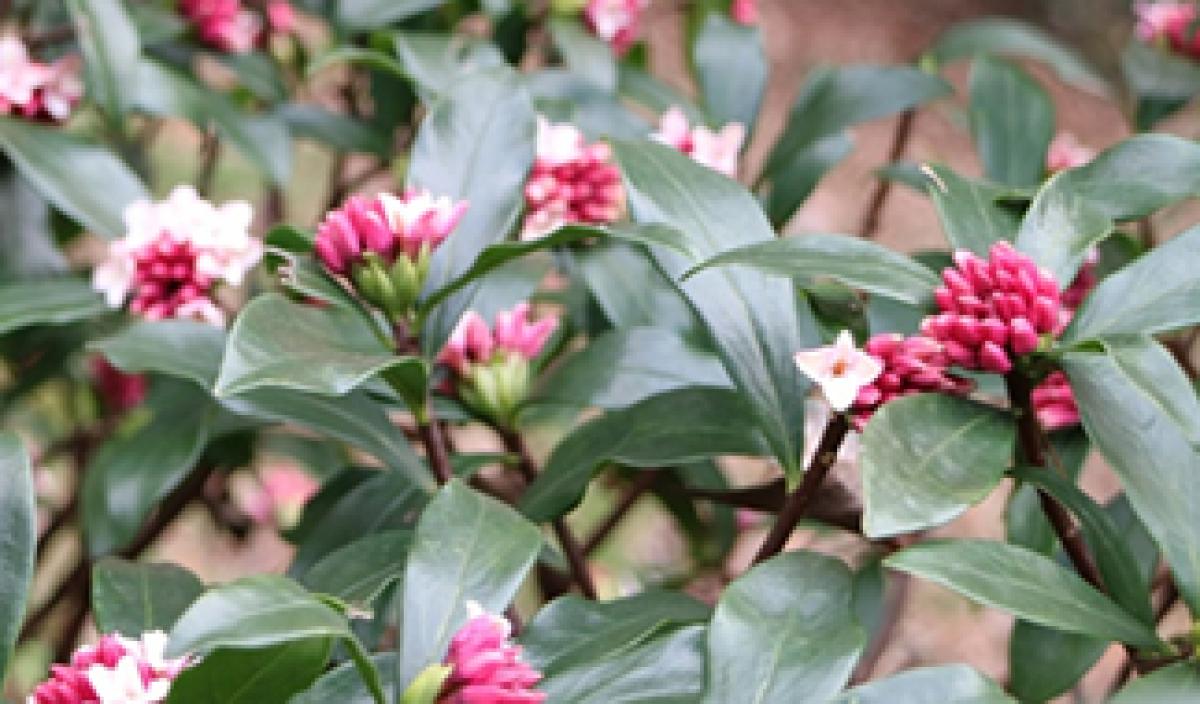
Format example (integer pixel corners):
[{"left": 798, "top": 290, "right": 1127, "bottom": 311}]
[
  {"left": 1032, "top": 371, "right": 1080, "bottom": 430},
  {"left": 0, "top": 37, "right": 82, "bottom": 123},
  {"left": 522, "top": 117, "right": 624, "bottom": 240},
  {"left": 29, "top": 631, "right": 188, "bottom": 704},
  {"left": 793, "top": 330, "right": 884, "bottom": 413},
  {"left": 179, "top": 0, "right": 294, "bottom": 53},
  {"left": 583, "top": 0, "right": 647, "bottom": 55},
  {"left": 923, "top": 242, "right": 1062, "bottom": 372},
  {"left": 439, "top": 605, "right": 546, "bottom": 704},
  {"left": 1136, "top": 2, "right": 1200, "bottom": 59},
  {"left": 849, "top": 334, "right": 973, "bottom": 430},
  {"left": 652, "top": 107, "right": 746, "bottom": 178},
  {"left": 731, "top": 0, "right": 758, "bottom": 25},
  {"left": 1045, "top": 133, "right": 1095, "bottom": 173}
]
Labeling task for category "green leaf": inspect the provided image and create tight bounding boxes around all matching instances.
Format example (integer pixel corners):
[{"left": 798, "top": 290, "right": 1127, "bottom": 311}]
[
  {"left": 92, "top": 558, "right": 205, "bottom": 636},
  {"left": 693, "top": 13, "right": 766, "bottom": 130},
  {"left": 1063, "top": 344, "right": 1200, "bottom": 614},
  {"left": 0, "top": 433, "right": 35, "bottom": 684},
  {"left": 68, "top": 0, "right": 140, "bottom": 121},
  {"left": 613, "top": 139, "right": 814, "bottom": 476},
  {"left": 301, "top": 530, "right": 413, "bottom": 609},
  {"left": 925, "top": 164, "right": 1024, "bottom": 255},
  {"left": 968, "top": 56, "right": 1054, "bottom": 188},
  {"left": 704, "top": 551, "right": 865, "bottom": 704},
  {"left": 0, "top": 278, "right": 108, "bottom": 335},
  {"left": 278, "top": 104, "right": 389, "bottom": 156},
  {"left": 618, "top": 67, "right": 705, "bottom": 122},
  {"left": 1109, "top": 662, "right": 1200, "bottom": 703},
  {"left": 1067, "top": 223, "right": 1200, "bottom": 341},
  {"left": 398, "top": 481, "right": 542, "bottom": 689},
  {"left": 218, "top": 52, "right": 287, "bottom": 104},
  {"left": 393, "top": 33, "right": 506, "bottom": 98},
  {"left": 1015, "top": 134, "right": 1200, "bottom": 284},
  {"left": 832, "top": 665, "right": 1014, "bottom": 703},
  {"left": 885, "top": 539, "right": 1163, "bottom": 648},
  {"left": 574, "top": 241, "right": 697, "bottom": 331},
  {"left": 0, "top": 118, "right": 149, "bottom": 238},
  {"left": 1005, "top": 428, "right": 1089, "bottom": 555},
  {"left": 291, "top": 654, "right": 396, "bottom": 704},
  {"left": 308, "top": 47, "right": 408, "bottom": 80},
  {"left": 410, "top": 67, "right": 535, "bottom": 355},
  {"left": 1008, "top": 620, "right": 1106, "bottom": 704},
  {"left": 166, "top": 638, "right": 331, "bottom": 704},
  {"left": 91, "top": 319, "right": 225, "bottom": 389},
  {"left": 687, "top": 233, "right": 939, "bottom": 306},
  {"left": 336, "top": 0, "right": 445, "bottom": 29},
  {"left": 520, "top": 388, "right": 767, "bottom": 522},
  {"left": 532, "top": 327, "right": 730, "bottom": 411},
  {"left": 549, "top": 18, "right": 616, "bottom": 92},
  {"left": 861, "top": 394, "right": 1015, "bottom": 538},
  {"left": 399, "top": 665, "right": 453, "bottom": 704},
  {"left": 215, "top": 294, "right": 424, "bottom": 399},
  {"left": 764, "top": 132, "right": 853, "bottom": 229}
]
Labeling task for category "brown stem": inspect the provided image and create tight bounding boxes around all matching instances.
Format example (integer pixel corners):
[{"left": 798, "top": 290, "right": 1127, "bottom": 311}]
[
  {"left": 196, "top": 131, "right": 221, "bottom": 198},
  {"left": 582, "top": 471, "right": 658, "bottom": 556},
  {"left": 850, "top": 572, "right": 912, "bottom": 684},
  {"left": 417, "top": 418, "right": 454, "bottom": 485},
  {"left": 499, "top": 430, "right": 597, "bottom": 600},
  {"left": 752, "top": 415, "right": 851, "bottom": 565},
  {"left": 858, "top": 109, "right": 917, "bottom": 240},
  {"left": 687, "top": 476, "right": 867, "bottom": 536}
]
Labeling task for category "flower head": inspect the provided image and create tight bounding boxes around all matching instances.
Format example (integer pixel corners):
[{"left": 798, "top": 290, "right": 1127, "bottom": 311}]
[
  {"left": 1045, "top": 132, "right": 1095, "bottom": 174},
  {"left": 92, "top": 186, "right": 260, "bottom": 327},
  {"left": 848, "top": 334, "right": 974, "bottom": 430},
  {"left": 523, "top": 117, "right": 623, "bottom": 239},
  {"left": 651, "top": 107, "right": 745, "bottom": 178},
  {"left": 793, "top": 330, "right": 884, "bottom": 412},
  {"left": 179, "top": 0, "right": 264, "bottom": 53},
  {"left": 28, "top": 631, "right": 188, "bottom": 704},
  {"left": 439, "top": 602, "right": 546, "bottom": 704},
  {"left": 1031, "top": 371, "right": 1080, "bottom": 430},
  {"left": 583, "top": 0, "right": 647, "bottom": 55},
  {"left": 0, "top": 37, "right": 82, "bottom": 123}
]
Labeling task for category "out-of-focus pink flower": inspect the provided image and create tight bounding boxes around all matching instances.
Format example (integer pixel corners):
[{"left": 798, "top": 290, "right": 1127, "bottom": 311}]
[
  {"left": 793, "top": 330, "right": 884, "bottom": 412},
  {"left": 266, "top": 0, "right": 296, "bottom": 33},
  {"left": 1060, "top": 247, "right": 1099, "bottom": 312},
  {"left": 1045, "top": 132, "right": 1096, "bottom": 173},
  {"left": 583, "top": 0, "right": 647, "bottom": 55},
  {"left": 848, "top": 334, "right": 974, "bottom": 431},
  {"left": 730, "top": 0, "right": 758, "bottom": 25},
  {"left": 523, "top": 117, "right": 623, "bottom": 239},
  {"left": 28, "top": 631, "right": 188, "bottom": 704},
  {"left": 438, "top": 603, "right": 546, "bottom": 704},
  {"left": 179, "top": 0, "right": 263, "bottom": 53},
  {"left": 315, "top": 191, "right": 467, "bottom": 276},
  {"left": 92, "top": 186, "right": 260, "bottom": 328},
  {"left": 1032, "top": 371, "right": 1080, "bottom": 430},
  {"left": 91, "top": 356, "right": 148, "bottom": 414},
  {"left": 238, "top": 465, "right": 319, "bottom": 529},
  {"left": 0, "top": 37, "right": 82, "bottom": 123},
  {"left": 1135, "top": 1, "right": 1199, "bottom": 53},
  {"left": 920, "top": 242, "right": 1062, "bottom": 375},
  {"left": 651, "top": 107, "right": 745, "bottom": 178}
]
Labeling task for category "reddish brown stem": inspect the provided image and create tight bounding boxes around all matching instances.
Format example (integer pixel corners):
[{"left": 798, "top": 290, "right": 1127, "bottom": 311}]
[
  {"left": 850, "top": 572, "right": 912, "bottom": 684},
  {"left": 417, "top": 418, "right": 454, "bottom": 486},
  {"left": 858, "top": 109, "right": 917, "bottom": 239},
  {"left": 583, "top": 471, "right": 658, "bottom": 556}
]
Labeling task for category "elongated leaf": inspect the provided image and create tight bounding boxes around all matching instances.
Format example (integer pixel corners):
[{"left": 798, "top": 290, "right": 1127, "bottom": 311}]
[
  {"left": 831, "top": 665, "right": 1014, "bottom": 704},
  {"left": 885, "top": 539, "right": 1162, "bottom": 648},
  {"left": 278, "top": 104, "right": 389, "bottom": 156},
  {"left": 862, "top": 394, "right": 1014, "bottom": 538},
  {"left": 575, "top": 241, "right": 697, "bottom": 331},
  {"left": 0, "top": 433, "right": 35, "bottom": 683},
  {"left": 614, "top": 140, "right": 814, "bottom": 476},
  {"left": 693, "top": 13, "right": 766, "bottom": 130},
  {"left": 705, "top": 551, "right": 864, "bottom": 704},
  {"left": 92, "top": 559, "right": 205, "bottom": 636},
  {"left": 1109, "top": 662, "right": 1200, "bottom": 703},
  {"left": 410, "top": 67, "right": 535, "bottom": 355},
  {"left": 0, "top": 278, "right": 108, "bottom": 335},
  {"left": 0, "top": 118, "right": 149, "bottom": 238},
  {"left": 399, "top": 481, "right": 542, "bottom": 688},
  {"left": 549, "top": 18, "right": 616, "bottom": 92},
  {"left": 925, "top": 164, "right": 1024, "bottom": 255},
  {"left": 308, "top": 47, "right": 408, "bottom": 80},
  {"left": 969, "top": 56, "right": 1054, "bottom": 188},
  {"left": 1008, "top": 620, "right": 1106, "bottom": 704},
  {"left": 617, "top": 67, "right": 705, "bottom": 122},
  {"left": 393, "top": 33, "right": 506, "bottom": 98},
  {"left": 218, "top": 52, "right": 286, "bottom": 103},
  {"left": 337, "top": 0, "right": 444, "bottom": 29},
  {"left": 291, "top": 654, "right": 396, "bottom": 704},
  {"left": 166, "top": 638, "right": 331, "bottom": 704},
  {"left": 1067, "top": 223, "right": 1200, "bottom": 340},
  {"left": 764, "top": 132, "right": 853, "bottom": 228},
  {"left": 91, "top": 319, "right": 225, "bottom": 389},
  {"left": 521, "top": 388, "right": 767, "bottom": 522},
  {"left": 1015, "top": 134, "right": 1200, "bottom": 284},
  {"left": 301, "top": 530, "right": 413, "bottom": 609},
  {"left": 68, "top": 0, "right": 140, "bottom": 121},
  {"left": 1063, "top": 346, "right": 1200, "bottom": 614},
  {"left": 687, "top": 233, "right": 939, "bottom": 306}
]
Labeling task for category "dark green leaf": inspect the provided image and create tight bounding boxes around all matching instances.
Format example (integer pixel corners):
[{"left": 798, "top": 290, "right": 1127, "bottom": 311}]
[
  {"left": 291, "top": 654, "right": 396, "bottom": 704},
  {"left": 617, "top": 67, "right": 705, "bottom": 122},
  {"left": 925, "top": 164, "right": 1024, "bottom": 255},
  {"left": 862, "top": 394, "right": 1014, "bottom": 538},
  {"left": 831, "top": 664, "right": 1014, "bottom": 703},
  {"left": 218, "top": 52, "right": 287, "bottom": 104},
  {"left": 764, "top": 132, "right": 853, "bottom": 229},
  {"left": 301, "top": 530, "right": 413, "bottom": 609},
  {"left": 0, "top": 433, "right": 35, "bottom": 683},
  {"left": 693, "top": 13, "right": 766, "bottom": 130},
  {"left": 308, "top": 47, "right": 408, "bottom": 80},
  {"left": 68, "top": 0, "right": 140, "bottom": 121},
  {"left": 278, "top": 104, "right": 389, "bottom": 156},
  {"left": 91, "top": 319, "right": 225, "bottom": 389},
  {"left": 337, "top": 0, "right": 445, "bottom": 29},
  {"left": 0, "top": 278, "right": 108, "bottom": 335},
  {"left": 166, "top": 638, "right": 331, "bottom": 704},
  {"left": 1109, "top": 662, "right": 1200, "bottom": 703},
  {"left": 92, "top": 558, "right": 205, "bottom": 636},
  {"left": 549, "top": 18, "right": 616, "bottom": 92},
  {"left": 574, "top": 241, "right": 696, "bottom": 331},
  {"left": 393, "top": 33, "right": 506, "bottom": 98},
  {"left": 968, "top": 56, "right": 1054, "bottom": 188},
  {"left": 705, "top": 551, "right": 864, "bottom": 703},
  {"left": 1008, "top": 620, "right": 1105, "bottom": 704}
]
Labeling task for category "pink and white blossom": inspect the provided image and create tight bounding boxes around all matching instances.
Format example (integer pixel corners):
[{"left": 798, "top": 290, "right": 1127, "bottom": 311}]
[
  {"left": 0, "top": 37, "right": 82, "bottom": 123},
  {"left": 438, "top": 602, "right": 546, "bottom": 704},
  {"left": 849, "top": 334, "right": 973, "bottom": 430},
  {"left": 523, "top": 117, "right": 623, "bottom": 239},
  {"left": 439, "top": 303, "right": 557, "bottom": 376},
  {"left": 793, "top": 330, "right": 884, "bottom": 412},
  {"left": 1045, "top": 132, "right": 1095, "bottom": 173},
  {"left": 237, "top": 464, "right": 320, "bottom": 529},
  {"left": 315, "top": 190, "right": 467, "bottom": 276},
  {"left": 652, "top": 107, "right": 745, "bottom": 178},
  {"left": 1135, "top": 2, "right": 1198, "bottom": 44},
  {"left": 583, "top": 0, "right": 647, "bottom": 55},
  {"left": 179, "top": 0, "right": 264, "bottom": 54},
  {"left": 28, "top": 631, "right": 188, "bottom": 704}
]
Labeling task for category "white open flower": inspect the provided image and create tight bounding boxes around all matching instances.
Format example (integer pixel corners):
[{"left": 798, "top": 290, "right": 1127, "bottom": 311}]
[
  {"left": 87, "top": 656, "right": 171, "bottom": 704},
  {"left": 793, "top": 330, "right": 883, "bottom": 412}
]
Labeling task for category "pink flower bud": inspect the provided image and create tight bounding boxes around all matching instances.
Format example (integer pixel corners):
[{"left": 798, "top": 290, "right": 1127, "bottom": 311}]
[
  {"left": 440, "top": 604, "right": 546, "bottom": 704},
  {"left": 1031, "top": 295, "right": 1061, "bottom": 333},
  {"left": 979, "top": 341, "right": 1013, "bottom": 374},
  {"left": 523, "top": 118, "right": 624, "bottom": 239},
  {"left": 1009, "top": 317, "right": 1039, "bottom": 355}
]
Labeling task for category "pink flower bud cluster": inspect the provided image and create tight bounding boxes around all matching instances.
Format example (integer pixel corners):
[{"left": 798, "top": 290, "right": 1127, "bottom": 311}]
[
  {"left": 92, "top": 186, "right": 261, "bottom": 328},
  {"left": 178, "top": 0, "right": 295, "bottom": 54},
  {"left": 731, "top": 0, "right": 758, "bottom": 25},
  {"left": 651, "top": 107, "right": 746, "bottom": 179},
  {"left": 439, "top": 605, "right": 546, "bottom": 704},
  {"left": 1135, "top": 2, "right": 1200, "bottom": 59},
  {"left": 921, "top": 242, "right": 1062, "bottom": 375},
  {"left": 90, "top": 357, "right": 147, "bottom": 414},
  {"left": 849, "top": 334, "right": 974, "bottom": 430},
  {"left": 1045, "top": 132, "right": 1096, "bottom": 174},
  {"left": 523, "top": 118, "right": 624, "bottom": 240},
  {"left": 583, "top": 0, "right": 647, "bottom": 55},
  {"left": 439, "top": 303, "right": 557, "bottom": 377},
  {"left": 315, "top": 190, "right": 468, "bottom": 276},
  {"left": 1031, "top": 371, "right": 1079, "bottom": 430},
  {"left": 0, "top": 37, "right": 82, "bottom": 123},
  {"left": 28, "top": 631, "right": 188, "bottom": 704}
]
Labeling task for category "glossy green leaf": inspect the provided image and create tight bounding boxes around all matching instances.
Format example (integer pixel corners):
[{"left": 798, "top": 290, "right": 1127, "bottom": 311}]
[
  {"left": 0, "top": 433, "right": 35, "bottom": 684},
  {"left": 862, "top": 394, "right": 1014, "bottom": 538},
  {"left": 925, "top": 164, "right": 1024, "bottom": 255},
  {"left": 0, "top": 278, "right": 108, "bottom": 335},
  {"left": 1109, "top": 662, "right": 1200, "bottom": 703},
  {"left": 278, "top": 104, "right": 389, "bottom": 156},
  {"left": 521, "top": 388, "right": 767, "bottom": 522},
  {"left": 218, "top": 52, "right": 287, "bottom": 103},
  {"left": 215, "top": 294, "right": 423, "bottom": 399},
  {"left": 704, "top": 551, "right": 864, "bottom": 703},
  {"left": 68, "top": 0, "right": 140, "bottom": 121},
  {"left": 617, "top": 67, "right": 705, "bottom": 122},
  {"left": 1063, "top": 344, "right": 1200, "bottom": 614},
  {"left": 764, "top": 132, "right": 853, "bottom": 228},
  {"left": 614, "top": 139, "right": 814, "bottom": 476},
  {"left": 0, "top": 118, "right": 149, "bottom": 238},
  {"left": 393, "top": 33, "right": 506, "bottom": 98},
  {"left": 885, "top": 539, "right": 1163, "bottom": 648},
  {"left": 92, "top": 558, "right": 205, "bottom": 636},
  {"left": 301, "top": 530, "right": 413, "bottom": 609},
  {"left": 91, "top": 319, "right": 225, "bottom": 389},
  {"left": 549, "top": 18, "right": 616, "bottom": 92},
  {"left": 337, "top": 0, "right": 444, "bottom": 29},
  {"left": 687, "top": 233, "right": 939, "bottom": 306},
  {"left": 968, "top": 55, "right": 1054, "bottom": 188},
  {"left": 1015, "top": 134, "right": 1200, "bottom": 284},
  {"left": 693, "top": 13, "right": 766, "bottom": 130},
  {"left": 166, "top": 638, "right": 331, "bottom": 704},
  {"left": 1008, "top": 620, "right": 1106, "bottom": 704},
  {"left": 0, "top": 170, "right": 66, "bottom": 282},
  {"left": 574, "top": 241, "right": 697, "bottom": 331},
  {"left": 308, "top": 47, "right": 408, "bottom": 80},
  {"left": 398, "top": 481, "right": 542, "bottom": 688},
  {"left": 410, "top": 67, "right": 535, "bottom": 355},
  {"left": 291, "top": 654, "right": 396, "bottom": 704},
  {"left": 835, "top": 665, "right": 1013, "bottom": 703}
]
